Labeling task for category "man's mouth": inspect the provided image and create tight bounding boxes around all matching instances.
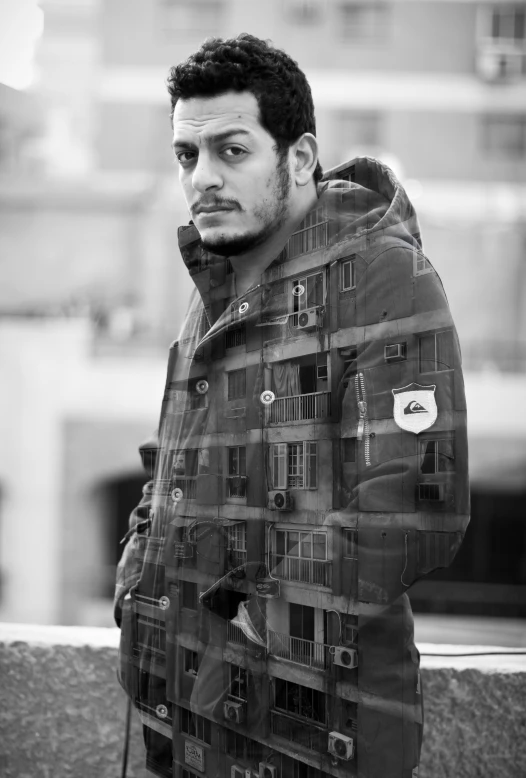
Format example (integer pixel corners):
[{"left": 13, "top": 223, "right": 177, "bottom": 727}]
[{"left": 193, "top": 202, "right": 238, "bottom": 216}]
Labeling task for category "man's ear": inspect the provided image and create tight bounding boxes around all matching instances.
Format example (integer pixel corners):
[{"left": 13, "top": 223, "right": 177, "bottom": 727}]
[{"left": 292, "top": 133, "right": 319, "bottom": 186}]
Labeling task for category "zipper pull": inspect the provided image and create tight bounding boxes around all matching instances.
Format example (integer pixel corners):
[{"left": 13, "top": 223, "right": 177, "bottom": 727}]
[{"left": 357, "top": 400, "right": 367, "bottom": 440}]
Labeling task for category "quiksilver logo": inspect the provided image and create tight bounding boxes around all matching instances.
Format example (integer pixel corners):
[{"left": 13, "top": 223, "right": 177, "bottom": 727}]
[{"left": 404, "top": 400, "right": 428, "bottom": 414}]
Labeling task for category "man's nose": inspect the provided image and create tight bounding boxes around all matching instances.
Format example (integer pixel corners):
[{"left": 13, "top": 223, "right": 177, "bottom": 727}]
[{"left": 191, "top": 151, "right": 222, "bottom": 193}]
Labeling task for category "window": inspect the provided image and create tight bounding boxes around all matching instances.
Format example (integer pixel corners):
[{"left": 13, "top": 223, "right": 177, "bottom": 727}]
[
  {"left": 338, "top": 2, "right": 390, "bottom": 43},
  {"left": 227, "top": 369, "right": 246, "bottom": 400},
  {"left": 418, "top": 483, "right": 444, "bottom": 502},
  {"left": 341, "top": 346, "right": 358, "bottom": 375},
  {"left": 342, "top": 614, "right": 358, "bottom": 645},
  {"left": 225, "top": 302, "right": 247, "bottom": 348},
  {"left": 172, "top": 449, "right": 198, "bottom": 477},
  {"left": 420, "top": 438, "right": 455, "bottom": 474},
  {"left": 338, "top": 111, "right": 381, "bottom": 150},
  {"left": 182, "top": 770, "right": 200, "bottom": 778},
  {"left": 292, "top": 271, "right": 324, "bottom": 312},
  {"left": 483, "top": 115, "right": 526, "bottom": 157},
  {"left": 275, "top": 530, "right": 328, "bottom": 564},
  {"left": 182, "top": 581, "right": 197, "bottom": 610},
  {"left": 229, "top": 664, "right": 247, "bottom": 701},
  {"left": 289, "top": 603, "right": 315, "bottom": 642},
  {"left": 184, "top": 648, "right": 199, "bottom": 676},
  {"left": 274, "top": 679, "right": 327, "bottom": 724},
  {"left": 486, "top": 5, "right": 526, "bottom": 45},
  {"left": 180, "top": 709, "right": 211, "bottom": 744},
  {"left": 342, "top": 528, "right": 357, "bottom": 559},
  {"left": 271, "top": 442, "right": 317, "bottom": 489},
  {"left": 284, "top": 0, "right": 323, "bottom": 24},
  {"left": 342, "top": 438, "right": 356, "bottom": 463},
  {"left": 228, "top": 446, "right": 247, "bottom": 498},
  {"left": 226, "top": 732, "right": 262, "bottom": 762},
  {"left": 419, "top": 330, "right": 454, "bottom": 372},
  {"left": 316, "top": 364, "right": 328, "bottom": 380},
  {"left": 160, "top": 0, "right": 225, "bottom": 38},
  {"left": 281, "top": 754, "right": 333, "bottom": 778},
  {"left": 414, "top": 252, "right": 433, "bottom": 276},
  {"left": 227, "top": 522, "right": 247, "bottom": 566},
  {"left": 287, "top": 209, "right": 328, "bottom": 259},
  {"left": 186, "top": 381, "right": 207, "bottom": 411},
  {"left": 341, "top": 256, "right": 356, "bottom": 291}
]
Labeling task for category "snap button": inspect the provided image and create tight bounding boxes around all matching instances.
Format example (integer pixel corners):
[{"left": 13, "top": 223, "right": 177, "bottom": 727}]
[
  {"left": 155, "top": 704, "right": 168, "bottom": 719},
  {"left": 159, "top": 596, "right": 170, "bottom": 609},
  {"left": 292, "top": 284, "right": 305, "bottom": 297},
  {"left": 239, "top": 302, "right": 249, "bottom": 314},
  {"left": 196, "top": 379, "right": 208, "bottom": 394},
  {"left": 260, "top": 390, "right": 275, "bottom": 405},
  {"left": 171, "top": 487, "right": 183, "bottom": 502}
]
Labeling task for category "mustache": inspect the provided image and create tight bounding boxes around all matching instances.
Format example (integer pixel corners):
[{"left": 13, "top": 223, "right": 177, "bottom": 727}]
[{"left": 191, "top": 197, "right": 242, "bottom": 216}]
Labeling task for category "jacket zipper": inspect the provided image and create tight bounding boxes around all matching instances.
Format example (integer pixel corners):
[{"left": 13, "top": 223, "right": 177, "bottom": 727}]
[{"left": 355, "top": 372, "right": 371, "bottom": 467}]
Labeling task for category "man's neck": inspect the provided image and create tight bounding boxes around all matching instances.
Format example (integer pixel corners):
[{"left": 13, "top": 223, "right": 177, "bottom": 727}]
[{"left": 229, "top": 185, "right": 319, "bottom": 297}]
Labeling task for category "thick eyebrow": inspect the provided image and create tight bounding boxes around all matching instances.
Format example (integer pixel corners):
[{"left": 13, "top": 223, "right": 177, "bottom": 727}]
[{"left": 171, "top": 128, "right": 252, "bottom": 151}]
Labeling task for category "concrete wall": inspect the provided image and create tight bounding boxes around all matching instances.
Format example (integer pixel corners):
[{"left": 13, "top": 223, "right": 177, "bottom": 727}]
[{"left": 1, "top": 622, "right": 525, "bottom": 778}]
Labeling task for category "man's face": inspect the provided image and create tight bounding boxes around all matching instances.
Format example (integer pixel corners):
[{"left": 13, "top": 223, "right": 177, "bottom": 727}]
[{"left": 172, "top": 91, "right": 291, "bottom": 256}]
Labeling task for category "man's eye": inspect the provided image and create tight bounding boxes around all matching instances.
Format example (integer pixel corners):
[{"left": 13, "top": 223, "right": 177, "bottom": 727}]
[
  {"left": 176, "top": 151, "right": 196, "bottom": 165},
  {"left": 223, "top": 146, "right": 246, "bottom": 158}
]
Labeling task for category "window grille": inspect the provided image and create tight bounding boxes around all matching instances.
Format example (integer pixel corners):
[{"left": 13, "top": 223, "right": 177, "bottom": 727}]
[{"left": 180, "top": 709, "right": 211, "bottom": 744}]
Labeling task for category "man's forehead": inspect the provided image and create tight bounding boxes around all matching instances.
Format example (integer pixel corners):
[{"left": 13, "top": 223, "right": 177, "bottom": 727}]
[{"left": 172, "top": 91, "right": 262, "bottom": 142}]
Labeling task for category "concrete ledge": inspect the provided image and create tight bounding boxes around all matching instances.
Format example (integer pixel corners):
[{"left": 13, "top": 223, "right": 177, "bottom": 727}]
[{"left": 1, "top": 623, "right": 525, "bottom": 778}]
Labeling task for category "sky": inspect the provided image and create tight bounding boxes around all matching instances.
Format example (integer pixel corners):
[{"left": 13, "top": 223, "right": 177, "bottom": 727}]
[{"left": 0, "top": 0, "right": 44, "bottom": 90}]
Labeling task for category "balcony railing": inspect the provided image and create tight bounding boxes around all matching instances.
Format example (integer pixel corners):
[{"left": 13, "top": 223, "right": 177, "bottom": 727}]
[
  {"left": 227, "top": 475, "right": 247, "bottom": 498},
  {"left": 227, "top": 619, "right": 247, "bottom": 646},
  {"left": 268, "top": 391, "right": 331, "bottom": 423},
  {"left": 270, "top": 712, "right": 327, "bottom": 753},
  {"left": 270, "top": 556, "right": 331, "bottom": 587},
  {"left": 287, "top": 221, "right": 329, "bottom": 259},
  {"left": 268, "top": 631, "right": 330, "bottom": 670},
  {"left": 173, "top": 477, "right": 196, "bottom": 500}
]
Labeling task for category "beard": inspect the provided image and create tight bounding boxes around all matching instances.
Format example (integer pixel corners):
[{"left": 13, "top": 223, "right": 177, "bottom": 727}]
[{"left": 200, "top": 152, "right": 291, "bottom": 257}]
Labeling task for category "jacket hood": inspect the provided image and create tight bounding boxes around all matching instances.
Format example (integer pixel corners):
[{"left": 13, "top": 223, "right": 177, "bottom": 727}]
[{"left": 177, "top": 155, "right": 422, "bottom": 283}]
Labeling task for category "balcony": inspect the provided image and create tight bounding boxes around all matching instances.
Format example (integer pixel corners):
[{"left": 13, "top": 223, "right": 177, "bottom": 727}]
[
  {"left": 268, "top": 391, "right": 331, "bottom": 424},
  {"left": 285, "top": 220, "right": 329, "bottom": 260},
  {"left": 270, "top": 711, "right": 328, "bottom": 753},
  {"left": 227, "top": 619, "right": 247, "bottom": 646},
  {"left": 270, "top": 556, "right": 332, "bottom": 587},
  {"left": 227, "top": 475, "right": 247, "bottom": 499},
  {"left": 268, "top": 631, "right": 330, "bottom": 670}
]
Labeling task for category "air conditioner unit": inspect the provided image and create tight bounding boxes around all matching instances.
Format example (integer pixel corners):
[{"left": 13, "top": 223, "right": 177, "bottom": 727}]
[
  {"left": 268, "top": 490, "right": 293, "bottom": 511},
  {"left": 259, "top": 763, "right": 278, "bottom": 778},
  {"left": 384, "top": 343, "right": 406, "bottom": 361},
  {"left": 328, "top": 732, "right": 355, "bottom": 761},
  {"left": 223, "top": 700, "right": 246, "bottom": 724},
  {"left": 332, "top": 646, "right": 358, "bottom": 669},
  {"left": 296, "top": 307, "right": 319, "bottom": 330},
  {"left": 476, "top": 49, "right": 524, "bottom": 81}
]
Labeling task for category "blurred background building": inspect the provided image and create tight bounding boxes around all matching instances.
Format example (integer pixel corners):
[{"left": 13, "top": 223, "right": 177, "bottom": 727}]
[{"left": 0, "top": 0, "right": 525, "bottom": 639}]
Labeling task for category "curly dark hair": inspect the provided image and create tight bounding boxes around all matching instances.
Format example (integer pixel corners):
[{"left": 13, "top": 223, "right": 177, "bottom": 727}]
[{"left": 167, "top": 33, "right": 322, "bottom": 184}]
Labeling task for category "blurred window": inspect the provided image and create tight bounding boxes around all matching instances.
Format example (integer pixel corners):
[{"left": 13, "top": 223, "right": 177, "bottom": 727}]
[
  {"left": 284, "top": 0, "right": 324, "bottom": 24},
  {"left": 338, "top": 2, "right": 390, "bottom": 42},
  {"left": 343, "top": 528, "right": 358, "bottom": 559},
  {"left": 341, "top": 257, "right": 356, "bottom": 291},
  {"left": 229, "top": 663, "right": 248, "bottom": 700},
  {"left": 483, "top": 115, "right": 526, "bottom": 157},
  {"left": 488, "top": 5, "right": 526, "bottom": 44},
  {"left": 338, "top": 111, "right": 382, "bottom": 153},
  {"left": 160, "top": 0, "right": 225, "bottom": 38},
  {"left": 182, "top": 581, "right": 197, "bottom": 610},
  {"left": 420, "top": 438, "right": 455, "bottom": 474},
  {"left": 184, "top": 647, "right": 199, "bottom": 675}
]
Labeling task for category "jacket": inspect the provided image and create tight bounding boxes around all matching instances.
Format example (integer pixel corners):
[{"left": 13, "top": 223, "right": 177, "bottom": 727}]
[{"left": 115, "top": 156, "right": 470, "bottom": 778}]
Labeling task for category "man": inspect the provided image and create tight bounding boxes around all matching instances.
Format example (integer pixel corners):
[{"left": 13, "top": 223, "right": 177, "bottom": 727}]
[{"left": 115, "top": 34, "right": 469, "bottom": 778}]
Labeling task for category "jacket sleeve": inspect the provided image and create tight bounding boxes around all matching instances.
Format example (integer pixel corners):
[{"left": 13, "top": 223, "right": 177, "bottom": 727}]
[{"left": 339, "top": 239, "right": 470, "bottom": 607}]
